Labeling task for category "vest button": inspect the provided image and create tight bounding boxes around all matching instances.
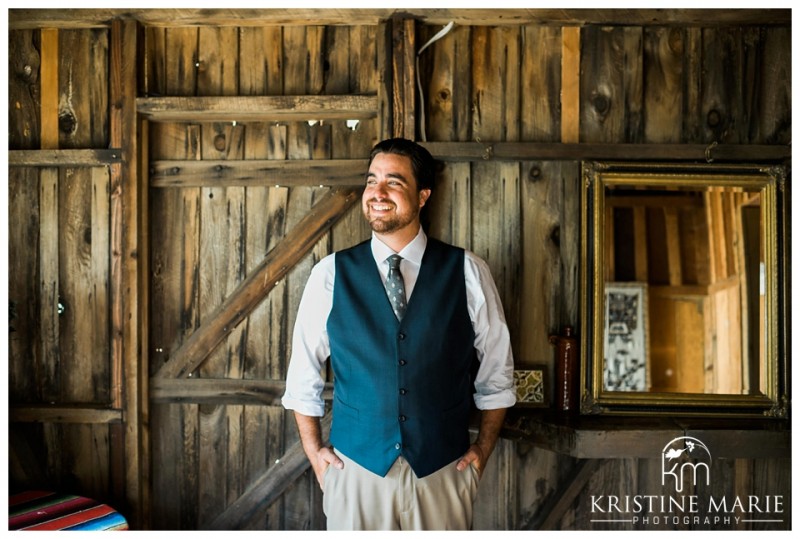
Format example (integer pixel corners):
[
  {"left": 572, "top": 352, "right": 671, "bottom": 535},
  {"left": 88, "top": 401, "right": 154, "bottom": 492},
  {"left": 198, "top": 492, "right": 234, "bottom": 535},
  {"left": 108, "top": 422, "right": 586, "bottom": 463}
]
[
  {"left": 399, "top": 359, "right": 406, "bottom": 366},
  {"left": 398, "top": 333, "right": 406, "bottom": 340},
  {"left": 399, "top": 388, "right": 407, "bottom": 395},
  {"left": 399, "top": 415, "right": 406, "bottom": 422},
  {"left": 395, "top": 443, "right": 401, "bottom": 450}
]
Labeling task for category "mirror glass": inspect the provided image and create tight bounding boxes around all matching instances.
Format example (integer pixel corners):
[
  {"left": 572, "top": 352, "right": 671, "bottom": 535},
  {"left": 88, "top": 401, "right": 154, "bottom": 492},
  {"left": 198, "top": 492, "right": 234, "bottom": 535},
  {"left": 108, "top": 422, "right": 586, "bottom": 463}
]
[{"left": 580, "top": 162, "right": 785, "bottom": 416}]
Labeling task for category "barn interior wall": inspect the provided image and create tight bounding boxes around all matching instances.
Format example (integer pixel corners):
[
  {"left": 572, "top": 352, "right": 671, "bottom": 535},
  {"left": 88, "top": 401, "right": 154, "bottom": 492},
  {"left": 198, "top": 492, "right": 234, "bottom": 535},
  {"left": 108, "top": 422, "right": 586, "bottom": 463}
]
[{"left": 7, "top": 10, "right": 791, "bottom": 531}]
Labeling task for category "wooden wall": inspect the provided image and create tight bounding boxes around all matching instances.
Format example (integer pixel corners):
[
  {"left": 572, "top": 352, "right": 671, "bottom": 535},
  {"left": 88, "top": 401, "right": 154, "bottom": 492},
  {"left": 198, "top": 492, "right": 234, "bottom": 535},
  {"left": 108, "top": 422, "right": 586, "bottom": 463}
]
[{"left": 7, "top": 9, "right": 791, "bottom": 531}]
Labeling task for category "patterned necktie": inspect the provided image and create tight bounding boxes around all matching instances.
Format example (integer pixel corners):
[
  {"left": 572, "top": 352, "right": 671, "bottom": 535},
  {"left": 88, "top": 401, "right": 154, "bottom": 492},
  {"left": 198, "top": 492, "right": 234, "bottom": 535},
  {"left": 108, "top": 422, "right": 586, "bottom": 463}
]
[{"left": 385, "top": 254, "right": 407, "bottom": 321}]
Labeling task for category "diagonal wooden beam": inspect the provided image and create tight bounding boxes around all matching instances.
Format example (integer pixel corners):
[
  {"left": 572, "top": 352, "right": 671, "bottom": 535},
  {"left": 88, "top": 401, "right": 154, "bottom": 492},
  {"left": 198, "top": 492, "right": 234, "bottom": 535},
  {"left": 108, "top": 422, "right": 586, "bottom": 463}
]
[
  {"left": 209, "top": 412, "right": 332, "bottom": 530},
  {"left": 523, "top": 458, "right": 606, "bottom": 530},
  {"left": 153, "top": 186, "right": 361, "bottom": 379}
]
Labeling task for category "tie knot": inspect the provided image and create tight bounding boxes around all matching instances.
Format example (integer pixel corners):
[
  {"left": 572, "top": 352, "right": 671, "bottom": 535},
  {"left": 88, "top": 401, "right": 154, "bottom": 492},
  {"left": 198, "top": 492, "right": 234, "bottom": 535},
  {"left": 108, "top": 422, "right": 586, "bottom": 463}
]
[{"left": 387, "top": 254, "right": 403, "bottom": 270}]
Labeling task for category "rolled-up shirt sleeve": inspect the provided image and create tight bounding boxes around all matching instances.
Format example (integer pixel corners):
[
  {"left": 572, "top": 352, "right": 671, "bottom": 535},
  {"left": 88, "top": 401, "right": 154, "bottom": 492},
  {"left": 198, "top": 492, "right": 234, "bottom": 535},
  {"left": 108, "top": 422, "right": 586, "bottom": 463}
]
[
  {"left": 464, "top": 252, "right": 517, "bottom": 410},
  {"left": 281, "top": 255, "right": 335, "bottom": 417}
]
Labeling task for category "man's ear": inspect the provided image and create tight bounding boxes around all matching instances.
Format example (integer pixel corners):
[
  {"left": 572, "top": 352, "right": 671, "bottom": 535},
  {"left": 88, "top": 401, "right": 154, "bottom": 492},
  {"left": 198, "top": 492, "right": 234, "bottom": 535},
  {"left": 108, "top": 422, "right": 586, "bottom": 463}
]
[{"left": 419, "top": 188, "right": 432, "bottom": 208}]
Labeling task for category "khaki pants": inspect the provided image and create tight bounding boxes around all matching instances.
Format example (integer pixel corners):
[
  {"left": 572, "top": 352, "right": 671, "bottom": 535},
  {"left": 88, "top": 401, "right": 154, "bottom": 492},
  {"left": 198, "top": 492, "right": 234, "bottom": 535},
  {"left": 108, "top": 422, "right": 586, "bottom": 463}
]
[{"left": 322, "top": 449, "right": 480, "bottom": 530}]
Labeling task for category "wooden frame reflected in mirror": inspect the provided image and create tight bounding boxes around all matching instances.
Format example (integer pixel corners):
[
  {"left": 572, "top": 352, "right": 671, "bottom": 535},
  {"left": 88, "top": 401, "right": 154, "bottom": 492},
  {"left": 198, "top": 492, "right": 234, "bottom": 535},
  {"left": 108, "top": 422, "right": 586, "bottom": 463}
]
[{"left": 580, "top": 162, "right": 787, "bottom": 416}]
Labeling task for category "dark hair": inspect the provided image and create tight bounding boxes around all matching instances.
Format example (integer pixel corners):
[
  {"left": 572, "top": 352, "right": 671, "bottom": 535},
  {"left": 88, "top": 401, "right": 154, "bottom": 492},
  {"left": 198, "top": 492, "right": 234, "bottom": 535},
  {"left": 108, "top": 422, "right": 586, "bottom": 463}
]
[{"left": 367, "top": 138, "right": 436, "bottom": 192}]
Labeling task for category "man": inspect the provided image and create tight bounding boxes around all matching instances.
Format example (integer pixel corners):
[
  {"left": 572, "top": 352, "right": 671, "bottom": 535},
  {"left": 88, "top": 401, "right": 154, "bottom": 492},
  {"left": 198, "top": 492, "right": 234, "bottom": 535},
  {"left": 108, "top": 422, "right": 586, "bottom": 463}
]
[{"left": 282, "top": 138, "right": 516, "bottom": 530}]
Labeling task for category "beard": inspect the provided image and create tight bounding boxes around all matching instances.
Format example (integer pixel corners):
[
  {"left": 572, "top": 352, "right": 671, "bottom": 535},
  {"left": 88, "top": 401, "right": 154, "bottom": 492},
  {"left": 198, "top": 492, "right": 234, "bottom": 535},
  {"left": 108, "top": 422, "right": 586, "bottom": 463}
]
[{"left": 364, "top": 200, "right": 420, "bottom": 234}]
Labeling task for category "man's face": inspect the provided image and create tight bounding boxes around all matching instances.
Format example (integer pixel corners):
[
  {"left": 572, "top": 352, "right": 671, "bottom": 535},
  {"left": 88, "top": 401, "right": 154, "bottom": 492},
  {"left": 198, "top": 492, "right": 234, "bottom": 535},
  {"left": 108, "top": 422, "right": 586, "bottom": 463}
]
[{"left": 362, "top": 152, "right": 431, "bottom": 236}]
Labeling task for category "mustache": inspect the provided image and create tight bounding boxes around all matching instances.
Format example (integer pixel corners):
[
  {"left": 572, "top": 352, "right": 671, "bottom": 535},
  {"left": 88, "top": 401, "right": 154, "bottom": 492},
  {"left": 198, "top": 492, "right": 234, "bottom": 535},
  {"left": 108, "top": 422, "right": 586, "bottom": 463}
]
[{"left": 366, "top": 197, "right": 396, "bottom": 205}]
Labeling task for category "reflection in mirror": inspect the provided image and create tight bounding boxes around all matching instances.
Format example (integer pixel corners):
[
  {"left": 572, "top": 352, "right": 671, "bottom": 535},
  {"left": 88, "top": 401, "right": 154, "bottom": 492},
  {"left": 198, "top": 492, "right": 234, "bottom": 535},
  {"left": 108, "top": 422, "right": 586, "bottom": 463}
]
[
  {"left": 580, "top": 162, "right": 785, "bottom": 416},
  {"left": 604, "top": 184, "right": 763, "bottom": 395}
]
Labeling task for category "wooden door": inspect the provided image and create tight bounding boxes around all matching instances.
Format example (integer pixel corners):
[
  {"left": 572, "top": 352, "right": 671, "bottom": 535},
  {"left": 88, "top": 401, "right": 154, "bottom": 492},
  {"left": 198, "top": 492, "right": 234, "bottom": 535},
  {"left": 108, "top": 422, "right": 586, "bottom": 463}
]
[{"left": 142, "top": 23, "right": 385, "bottom": 529}]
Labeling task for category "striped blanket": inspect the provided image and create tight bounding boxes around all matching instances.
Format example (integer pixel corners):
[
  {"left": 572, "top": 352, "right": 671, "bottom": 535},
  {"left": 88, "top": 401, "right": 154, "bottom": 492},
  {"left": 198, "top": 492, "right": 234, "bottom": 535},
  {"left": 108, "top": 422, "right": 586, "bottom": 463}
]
[{"left": 9, "top": 491, "right": 128, "bottom": 531}]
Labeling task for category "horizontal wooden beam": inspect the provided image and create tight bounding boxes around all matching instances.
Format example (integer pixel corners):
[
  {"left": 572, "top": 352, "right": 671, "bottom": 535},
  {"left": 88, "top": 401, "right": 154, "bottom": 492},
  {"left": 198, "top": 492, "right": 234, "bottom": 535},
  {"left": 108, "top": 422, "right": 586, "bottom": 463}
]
[
  {"left": 153, "top": 186, "right": 361, "bottom": 380},
  {"left": 136, "top": 95, "right": 377, "bottom": 123},
  {"left": 150, "top": 158, "right": 368, "bottom": 187},
  {"left": 422, "top": 141, "right": 791, "bottom": 163},
  {"left": 9, "top": 9, "right": 791, "bottom": 29},
  {"left": 9, "top": 149, "right": 123, "bottom": 167},
  {"left": 150, "top": 378, "right": 334, "bottom": 405},
  {"left": 209, "top": 412, "right": 332, "bottom": 530},
  {"left": 503, "top": 411, "right": 791, "bottom": 459},
  {"left": 10, "top": 405, "right": 123, "bottom": 424}
]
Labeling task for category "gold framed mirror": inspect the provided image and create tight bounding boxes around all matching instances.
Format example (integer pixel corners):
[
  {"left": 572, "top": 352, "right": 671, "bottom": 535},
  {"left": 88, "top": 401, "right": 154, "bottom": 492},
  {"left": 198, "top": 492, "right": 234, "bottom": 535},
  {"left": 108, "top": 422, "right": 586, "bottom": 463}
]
[{"left": 580, "top": 162, "right": 787, "bottom": 416}]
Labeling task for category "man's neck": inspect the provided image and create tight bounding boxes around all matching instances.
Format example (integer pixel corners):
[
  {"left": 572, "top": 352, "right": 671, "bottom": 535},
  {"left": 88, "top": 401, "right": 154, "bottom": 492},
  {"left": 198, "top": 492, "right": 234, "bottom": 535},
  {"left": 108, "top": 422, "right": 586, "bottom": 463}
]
[{"left": 374, "top": 223, "right": 421, "bottom": 254}]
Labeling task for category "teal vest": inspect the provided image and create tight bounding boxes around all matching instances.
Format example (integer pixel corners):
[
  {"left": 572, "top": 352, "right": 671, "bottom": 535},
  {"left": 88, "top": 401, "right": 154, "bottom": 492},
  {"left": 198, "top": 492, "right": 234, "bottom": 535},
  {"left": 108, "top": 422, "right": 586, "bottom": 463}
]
[{"left": 327, "top": 238, "right": 475, "bottom": 478}]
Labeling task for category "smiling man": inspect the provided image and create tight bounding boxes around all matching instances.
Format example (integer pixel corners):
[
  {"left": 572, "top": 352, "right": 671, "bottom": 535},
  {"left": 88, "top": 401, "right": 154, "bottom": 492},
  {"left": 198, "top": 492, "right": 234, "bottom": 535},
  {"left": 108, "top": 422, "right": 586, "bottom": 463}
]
[{"left": 282, "top": 138, "right": 516, "bottom": 531}]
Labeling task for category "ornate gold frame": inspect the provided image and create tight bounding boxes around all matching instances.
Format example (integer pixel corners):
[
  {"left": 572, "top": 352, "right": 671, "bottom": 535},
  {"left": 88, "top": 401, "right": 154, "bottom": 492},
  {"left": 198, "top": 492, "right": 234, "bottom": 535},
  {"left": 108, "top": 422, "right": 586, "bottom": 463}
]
[{"left": 579, "top": 162, "right": 787, "bottom": 417}]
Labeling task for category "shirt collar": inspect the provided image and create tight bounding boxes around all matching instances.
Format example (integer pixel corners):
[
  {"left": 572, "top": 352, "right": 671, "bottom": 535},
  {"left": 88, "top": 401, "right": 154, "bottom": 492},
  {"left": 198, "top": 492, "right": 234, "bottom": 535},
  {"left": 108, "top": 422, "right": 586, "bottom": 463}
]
[{"left": 370, "top": 228, "right": 427, "bottom": 267}]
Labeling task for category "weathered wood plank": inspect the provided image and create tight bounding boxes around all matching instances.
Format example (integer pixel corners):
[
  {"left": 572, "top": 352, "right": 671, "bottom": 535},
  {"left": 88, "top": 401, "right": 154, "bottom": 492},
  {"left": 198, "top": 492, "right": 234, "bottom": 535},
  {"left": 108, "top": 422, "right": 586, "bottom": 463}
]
[
  {"left": 749, "top": 26, "right": 791, "bottom": 144},
  {"left": 197, "top": 39, "right": 243, "bottom": 385},
  {"left": 392, "top": 17, "right": 416, "bottom": 138},
  {"left": 239, "top": 31, "right": 286, "bottom": 529},
  {"left": 59, "top": 28, "right": 108, "bottom": 148},
  {"left": 37, "top": 26, "right": 61, "bottom": 404},
  {"left": 422, "top": 24, "right": 471, "bottom": 142},
  {"left": 8, "top": 29, "right": 41, "bottom": 149},
  {"left": 142, "top": 25, "right": 165, "bottom": 97},
  {"left": 238, "top": 26, "right": 282, "bottom": 96},
  {"left": 195, "top": 25, "right": 242, "bottom": 530},
  {"left": 40, "top": 28, "right": 59, "bottom": 149},
  {"left": 9, "top": 9, "right": 791, "bottom": 29},
  {"left": 519, "top": 25, "right": 563, "bottom": 365},
  {"left": 470, "top": 27, "right": 522, "bottom": 354},
  {"left": 109, "top": 17, "right": 143, "bottom": 526},
  {"left": 522, "top": 26, "right": 560, "bottom": 142},
  {"left": 420, "top": 141, "right": 790, "bottom": 161},
  {"left": 702, "top": 27, "right": 744, "bottom": 144},
  {"left": 9, "top": 149, "right": 123, "bottom": 166},
  {"left": 149, "top": 134, "right": 203, "bottom": 529},
  {"left": 428, "top": 162, "right": 471, "bottom": 250},
  {"left": 374, "top": 21, "right": 393, "bottom": 141},
  {"left": 10, "top": 405, "right": 123, "bottom": 423},
  {"left": 150, "top": 378, "right": 334, "bottom": 405},
  {"left": 8, "top": 168, "right": 40, "bottom": 402},
  {"left": 581, "top": 26, "right": 643, "bottom": 143},
  {"left": 149, "top": 158, "right": 368, "bottom": 187},
  {"left": 136, "top": 95, "right": 379, "bottom": 122},
  {"left": 165, "top": 27, "right": 198, "bottom": 96},
  {"left": 520, "top": 162, "right": 568, "bottom": 365},
  {"left": 561, "top": 27, "right": 580, "bottom": 143},
  {"left": 644, "top": 27, "right": 684, "bottom": 143},
  {"left": 91, "top": 165, "right": 112, "bottom": 399},
  {"left": 56, "top": 29, "right": 111, "bottom": 405},
  {"left": 683, "top": 27, "right": 703, "bottom": 142},
  {"left": 38, "top": 168, "right": 60, "bottom": 401}
]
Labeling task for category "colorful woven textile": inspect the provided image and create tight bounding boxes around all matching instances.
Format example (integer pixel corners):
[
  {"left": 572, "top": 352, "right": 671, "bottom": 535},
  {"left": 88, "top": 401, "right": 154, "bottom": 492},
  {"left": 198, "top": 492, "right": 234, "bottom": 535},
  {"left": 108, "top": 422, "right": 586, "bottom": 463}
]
[{"left": 9, "top": 490, "right": 128, "bottom": 531}]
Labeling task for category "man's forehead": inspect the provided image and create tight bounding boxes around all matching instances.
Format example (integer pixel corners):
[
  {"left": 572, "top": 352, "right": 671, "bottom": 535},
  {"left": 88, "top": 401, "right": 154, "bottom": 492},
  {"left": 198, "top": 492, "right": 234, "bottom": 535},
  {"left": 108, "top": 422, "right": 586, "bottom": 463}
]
[{"left": 367, "top": 153, "right": 416, "bottom": 179}]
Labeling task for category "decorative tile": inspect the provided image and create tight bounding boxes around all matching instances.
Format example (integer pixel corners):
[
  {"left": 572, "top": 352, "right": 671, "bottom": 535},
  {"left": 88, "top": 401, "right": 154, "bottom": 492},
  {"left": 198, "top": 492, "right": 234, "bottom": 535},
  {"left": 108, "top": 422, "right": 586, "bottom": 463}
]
[{"left": 514, "top": 369, "right": 545, "bottom": 405}]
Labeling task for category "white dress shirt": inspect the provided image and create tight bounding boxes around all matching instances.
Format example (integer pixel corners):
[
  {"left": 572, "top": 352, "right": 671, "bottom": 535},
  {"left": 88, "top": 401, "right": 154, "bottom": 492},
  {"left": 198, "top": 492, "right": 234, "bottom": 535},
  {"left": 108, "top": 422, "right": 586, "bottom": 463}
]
[{"left": 282, "top": 229, "right": 517, "bottom": 417}]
